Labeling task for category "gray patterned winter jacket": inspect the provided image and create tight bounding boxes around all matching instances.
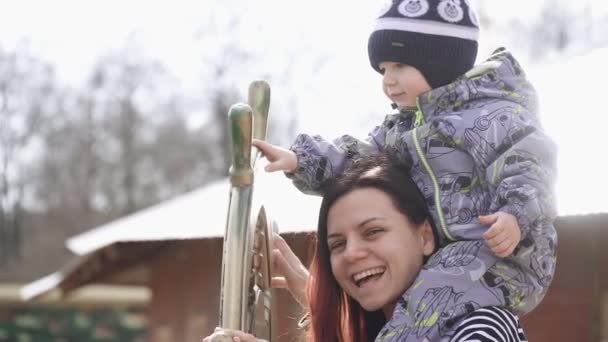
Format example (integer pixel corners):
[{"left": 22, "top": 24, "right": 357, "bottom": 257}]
[{"left": 288, "top": 48, "right": 557, "bottom": 246}]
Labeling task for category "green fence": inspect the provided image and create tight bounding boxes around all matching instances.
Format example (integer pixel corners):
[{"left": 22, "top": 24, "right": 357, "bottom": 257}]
[{"left": 0, "top": 306, "right": 146, "bottom": 342}]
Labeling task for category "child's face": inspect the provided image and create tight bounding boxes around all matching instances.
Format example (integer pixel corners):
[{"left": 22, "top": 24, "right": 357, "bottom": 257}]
[{"left": 379, "top": 61, "right": 431, "bottom": 108}]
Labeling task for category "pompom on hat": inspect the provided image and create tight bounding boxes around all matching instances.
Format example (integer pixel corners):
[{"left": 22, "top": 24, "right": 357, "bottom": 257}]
[{"left": 368, "top": 0, "right": 480, "bottom": 88}]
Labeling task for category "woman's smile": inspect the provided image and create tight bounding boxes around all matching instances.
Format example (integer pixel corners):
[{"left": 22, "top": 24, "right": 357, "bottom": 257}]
[{"left": 352, "top": 266, "right": 386, "bottom": 287}]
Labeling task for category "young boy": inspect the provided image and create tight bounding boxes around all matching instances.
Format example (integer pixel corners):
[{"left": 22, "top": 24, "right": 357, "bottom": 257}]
[{"left": 254, "top": 0, "right": 557, "bottom": 340}]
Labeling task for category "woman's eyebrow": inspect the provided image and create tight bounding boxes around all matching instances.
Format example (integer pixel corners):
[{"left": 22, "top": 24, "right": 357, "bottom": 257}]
[
  {"left": 357, "top": 217, "right": 385, "bottom": 228},
  {"left": 327, "top": 233, "right": 342, "bottom": 240}
]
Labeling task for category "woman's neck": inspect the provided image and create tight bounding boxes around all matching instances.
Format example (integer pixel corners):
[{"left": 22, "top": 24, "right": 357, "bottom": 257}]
[{"left": 382, "top": 302, "right": 396, "bottom": 319}]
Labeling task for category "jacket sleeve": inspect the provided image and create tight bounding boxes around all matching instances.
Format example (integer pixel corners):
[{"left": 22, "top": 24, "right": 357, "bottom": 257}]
[
  {"left": 286, "top": 117, "right": 395, "bottom": 195},
  {"left": 461, "top": 104, "right": 558, "bottom": 238}
]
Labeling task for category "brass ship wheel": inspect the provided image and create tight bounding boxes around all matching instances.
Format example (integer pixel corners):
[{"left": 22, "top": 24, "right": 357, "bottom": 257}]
[{"left": 210, "top": 81, "right": 277, "bottom": 341}]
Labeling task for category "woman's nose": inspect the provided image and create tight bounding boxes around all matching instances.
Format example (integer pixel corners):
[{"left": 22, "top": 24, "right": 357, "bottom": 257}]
[{"left": 343, "top": 240, "right": 368, "bottom": 262}]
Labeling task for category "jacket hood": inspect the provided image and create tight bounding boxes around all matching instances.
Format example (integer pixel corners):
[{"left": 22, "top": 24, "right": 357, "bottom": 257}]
[{"left": 417, "top": 48, "right": 539, "bottom": 120}]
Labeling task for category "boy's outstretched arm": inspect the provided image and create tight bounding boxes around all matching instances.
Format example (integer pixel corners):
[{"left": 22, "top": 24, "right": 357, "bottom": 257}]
[
  {"left": 283, "top": 132, "right": 381, "bottom": 195},
  {"left": 481, "top": 212, "right": 521, "bottom": 257},
  {"left": 255, "top": 112, "right": 412, "bottom": 195}
]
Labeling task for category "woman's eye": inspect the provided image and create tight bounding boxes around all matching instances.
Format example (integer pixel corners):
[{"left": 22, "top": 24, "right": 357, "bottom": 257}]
[
  {"left": 366, "top": 228, "right": 384, "bottom": 237},
  {"left": 329, "top": 241, "right": 345, "bottom": 252}
]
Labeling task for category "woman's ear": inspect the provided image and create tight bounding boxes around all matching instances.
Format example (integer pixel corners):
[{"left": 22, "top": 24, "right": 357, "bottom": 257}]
[{"left": 419, "top": 221, "right": 436, "bottom": 257}]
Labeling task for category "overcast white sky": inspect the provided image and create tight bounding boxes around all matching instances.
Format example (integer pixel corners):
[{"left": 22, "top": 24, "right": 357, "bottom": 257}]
[
  {"left": 1, "top": 0, "right": 607, "bottom": 215},
  {"left": 2, "top": 1, "right": 606, "bottom": 79}
]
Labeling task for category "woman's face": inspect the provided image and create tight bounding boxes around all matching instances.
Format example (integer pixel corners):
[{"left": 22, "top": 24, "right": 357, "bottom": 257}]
[
  {"left": 326, "top": 187, "right": 435, "bottom": 317},
  {"left": 380, "top": 61, "right": 431, "bottom": 108}
]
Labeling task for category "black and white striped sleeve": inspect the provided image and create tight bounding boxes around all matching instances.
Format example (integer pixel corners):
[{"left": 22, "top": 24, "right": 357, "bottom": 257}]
[{"left": 450, "top": 306, "right": 527, "bottom": 342}]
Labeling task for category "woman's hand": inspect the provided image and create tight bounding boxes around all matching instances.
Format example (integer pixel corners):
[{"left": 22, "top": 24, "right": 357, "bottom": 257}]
[
  {"left": 272, "top": 233, "right": 310, "bottom": 308},
  {"left": 252, "top": 139, "right": 298, "bottom": 173},
  {"left": 202, "top": 328, "right": 267, "bottom": 342}
]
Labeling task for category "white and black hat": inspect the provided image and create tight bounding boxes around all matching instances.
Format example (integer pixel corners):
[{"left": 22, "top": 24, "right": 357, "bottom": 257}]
[{"left": 368, "top": 0, "right": 480, "bottom": 88}]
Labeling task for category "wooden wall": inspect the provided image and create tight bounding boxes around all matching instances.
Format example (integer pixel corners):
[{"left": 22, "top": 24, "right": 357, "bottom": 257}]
[{"left": 522, "top": 214, "right": 608, "bottom": 341}]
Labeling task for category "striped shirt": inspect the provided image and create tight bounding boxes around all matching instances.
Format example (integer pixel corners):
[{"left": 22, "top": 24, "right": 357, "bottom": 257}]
[{"left": 451, "top": 307, "right": 527, "bottom": 342}]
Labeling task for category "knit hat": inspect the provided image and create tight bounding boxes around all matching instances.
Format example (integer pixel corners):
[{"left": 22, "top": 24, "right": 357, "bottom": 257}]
[{"left": 368, "top": 0, "right": 480, "bottom": 89}]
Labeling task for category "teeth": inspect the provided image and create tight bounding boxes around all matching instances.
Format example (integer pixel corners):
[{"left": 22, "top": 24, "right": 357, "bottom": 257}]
[{"left": 353, "top": 267, "right": 385, "bottom": 282}]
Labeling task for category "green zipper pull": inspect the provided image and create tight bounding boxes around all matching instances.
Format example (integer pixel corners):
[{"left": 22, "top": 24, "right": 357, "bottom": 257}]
[
  {"left": 414, "top": 110, "right": 424, "bottom": 127},
  {"left": 414, "top": 97, "right": 425, "bottom": 127}
]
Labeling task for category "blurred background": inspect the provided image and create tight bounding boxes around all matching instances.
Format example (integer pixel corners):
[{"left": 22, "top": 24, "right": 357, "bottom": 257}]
[{"left": 1, "top": 0, "right": 607, "bottom": 341}]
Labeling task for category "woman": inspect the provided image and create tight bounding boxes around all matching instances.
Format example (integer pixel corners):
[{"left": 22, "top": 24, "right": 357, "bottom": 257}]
[{"left": 205, "top": 153, "right": 527, "bottom": 341}]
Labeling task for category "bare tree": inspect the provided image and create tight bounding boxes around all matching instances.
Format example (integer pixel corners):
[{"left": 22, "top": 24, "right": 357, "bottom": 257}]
[
  {"left": 33, "top": 90, "right": 107, "bottom": 230},
  {"left": 0, "top": 46, "right": 57, "bottom": 263},
  {"left": 526, "top": 1, "right": 575, "bottom": 61},
  {"left": 34, "top": 42, "right": 229, "bottom": 229}
]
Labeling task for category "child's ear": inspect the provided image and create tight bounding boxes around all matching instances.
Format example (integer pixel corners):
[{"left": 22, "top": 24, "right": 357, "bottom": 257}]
[{"left": 419, "top": 221, "right": 436, "bottom": 257}]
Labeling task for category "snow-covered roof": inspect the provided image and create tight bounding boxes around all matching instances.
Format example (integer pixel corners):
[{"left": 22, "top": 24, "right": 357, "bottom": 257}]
[
  {"left": 22, "top": 163, "right": 321, "bottom": 300},
  {"left": 66, "top": 162, "right": 321, "bottom": 256}
]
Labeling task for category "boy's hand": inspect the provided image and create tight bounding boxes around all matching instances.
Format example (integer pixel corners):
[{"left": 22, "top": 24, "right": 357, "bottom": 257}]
[
  {"left": 480, "top": 212, "right": 521, "bottom": 258},
  {"left": 252, "top": 139, "right": 298, "bottom": 173}
]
